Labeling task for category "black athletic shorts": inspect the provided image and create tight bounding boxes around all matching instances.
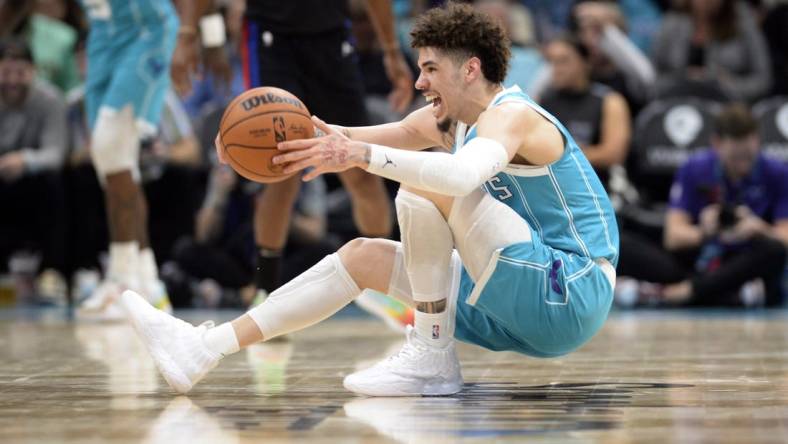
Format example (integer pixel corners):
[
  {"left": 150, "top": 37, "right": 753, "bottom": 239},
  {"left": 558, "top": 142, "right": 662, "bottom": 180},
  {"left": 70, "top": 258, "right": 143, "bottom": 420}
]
[{"left": 241, "top": 19, "right": 370, "bottom": 127}]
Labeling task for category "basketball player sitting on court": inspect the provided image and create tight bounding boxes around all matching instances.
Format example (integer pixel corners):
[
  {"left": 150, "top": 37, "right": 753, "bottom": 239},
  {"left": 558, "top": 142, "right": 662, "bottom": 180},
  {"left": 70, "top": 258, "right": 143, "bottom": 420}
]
[{"left": 122, "top": 3, "right": 619, "bottom": 396}]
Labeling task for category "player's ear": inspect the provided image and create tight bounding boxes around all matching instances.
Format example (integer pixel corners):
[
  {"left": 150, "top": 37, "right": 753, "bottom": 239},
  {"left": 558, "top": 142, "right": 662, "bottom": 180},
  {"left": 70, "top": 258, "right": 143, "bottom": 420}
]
[{"left": 465, "top": 57, "right": 482, "bottom": 81}]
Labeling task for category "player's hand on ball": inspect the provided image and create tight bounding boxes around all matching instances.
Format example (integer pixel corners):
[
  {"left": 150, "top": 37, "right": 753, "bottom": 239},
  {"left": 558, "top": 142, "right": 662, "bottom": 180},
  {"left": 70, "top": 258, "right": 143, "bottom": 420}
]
[{"left": 275, "top": 116, "right": 368, "bottom": 181}]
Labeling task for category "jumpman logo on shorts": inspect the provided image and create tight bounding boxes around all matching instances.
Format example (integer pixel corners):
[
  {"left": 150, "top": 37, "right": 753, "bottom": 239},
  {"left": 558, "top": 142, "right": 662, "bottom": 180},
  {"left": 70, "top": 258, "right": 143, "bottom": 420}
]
[{"left": 382, "top": 154, "right": 396, "bottom": 169}]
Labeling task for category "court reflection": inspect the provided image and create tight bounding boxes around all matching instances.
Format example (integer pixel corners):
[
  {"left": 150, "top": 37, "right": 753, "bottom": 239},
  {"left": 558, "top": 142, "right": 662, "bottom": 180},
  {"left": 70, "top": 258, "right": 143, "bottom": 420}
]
[
  {"left": 143, "top": 397, "right": 239, "bottom": 444},
  {"left": 343, "top": 382, "right": 693, "bottom": 441}
]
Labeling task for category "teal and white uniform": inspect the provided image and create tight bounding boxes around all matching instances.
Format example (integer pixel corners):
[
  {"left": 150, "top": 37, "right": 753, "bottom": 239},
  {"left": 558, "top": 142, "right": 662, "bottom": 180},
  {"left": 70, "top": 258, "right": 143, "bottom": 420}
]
[
  {"left": 453, "top": 85, "right": 619, "bottom": 358},
  {"left": 79, "top": 0, "right": 178, "bottom": 134}
]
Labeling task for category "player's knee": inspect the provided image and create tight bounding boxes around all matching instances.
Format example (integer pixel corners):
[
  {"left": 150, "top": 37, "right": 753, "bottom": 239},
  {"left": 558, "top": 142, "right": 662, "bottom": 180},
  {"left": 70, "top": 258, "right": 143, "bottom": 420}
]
[
  {"left": 91, "top": 106, "right": 139, "bottom": 177},
  {"left": 338, "top": 237, "right": 394, "bottom": 290}
]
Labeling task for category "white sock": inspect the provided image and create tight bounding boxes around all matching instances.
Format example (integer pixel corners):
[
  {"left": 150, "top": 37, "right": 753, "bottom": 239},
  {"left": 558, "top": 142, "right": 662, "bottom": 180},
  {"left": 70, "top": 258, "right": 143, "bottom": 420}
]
[
  {"left": 138, "top": 248, "right": 158, "bottom": 285},
  {"left": 247, "top": 253, "right": 360, "bottom": 340},
  {"left": 396, "top": 190, "right": 455, "bottom": 347},
  {"left": 107, "top": 242, "right": 139, "bottom": 286},
  {"left": 202, "top": 322, "right": 240, "bottom": 357},
  {"left": 415, "top": 309, "right": 451, "bottom": 347}
]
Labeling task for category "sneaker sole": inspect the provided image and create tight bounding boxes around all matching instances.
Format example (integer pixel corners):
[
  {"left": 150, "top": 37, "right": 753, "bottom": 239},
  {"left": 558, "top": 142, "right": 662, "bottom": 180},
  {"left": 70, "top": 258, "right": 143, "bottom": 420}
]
[
  {"left": 121, "top": 291, "right": 194, "bottom": 394},
  {"left": 343, "top": 376, "right": 463, "bottom": 397}
]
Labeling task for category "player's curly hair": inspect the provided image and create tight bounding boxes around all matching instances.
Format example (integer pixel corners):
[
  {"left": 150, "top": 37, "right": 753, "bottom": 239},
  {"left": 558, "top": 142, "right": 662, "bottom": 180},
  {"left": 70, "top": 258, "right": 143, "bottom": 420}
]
[{"left": 410, "top": 2, "right": 510, "bottom": 84}]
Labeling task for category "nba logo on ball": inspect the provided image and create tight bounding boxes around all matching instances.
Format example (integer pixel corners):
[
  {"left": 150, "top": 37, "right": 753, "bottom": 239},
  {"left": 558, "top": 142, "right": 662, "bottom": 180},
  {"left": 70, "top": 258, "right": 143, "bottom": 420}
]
[{"left": 432, "top": 324, "right": 440, "bottom": 339}]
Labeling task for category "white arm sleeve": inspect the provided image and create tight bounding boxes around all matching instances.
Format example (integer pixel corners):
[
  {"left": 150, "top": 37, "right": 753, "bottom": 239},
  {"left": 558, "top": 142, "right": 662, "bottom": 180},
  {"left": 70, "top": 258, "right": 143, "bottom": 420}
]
[{"left": 366, "top": 137, "right": 509, "bottom": 196}]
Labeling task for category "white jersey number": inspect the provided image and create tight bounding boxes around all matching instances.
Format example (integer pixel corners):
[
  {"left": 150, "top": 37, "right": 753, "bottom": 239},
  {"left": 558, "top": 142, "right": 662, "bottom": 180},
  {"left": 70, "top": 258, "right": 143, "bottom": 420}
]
[{"left": 486, "top": 176, "right": 512, "bottom": 201}]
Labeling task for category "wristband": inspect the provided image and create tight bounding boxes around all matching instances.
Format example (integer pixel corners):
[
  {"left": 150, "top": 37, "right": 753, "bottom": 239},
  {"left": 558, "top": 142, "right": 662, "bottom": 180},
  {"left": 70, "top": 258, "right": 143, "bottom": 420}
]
[{"left": 199, "top": 13, "right": 226, "bottom": 48}]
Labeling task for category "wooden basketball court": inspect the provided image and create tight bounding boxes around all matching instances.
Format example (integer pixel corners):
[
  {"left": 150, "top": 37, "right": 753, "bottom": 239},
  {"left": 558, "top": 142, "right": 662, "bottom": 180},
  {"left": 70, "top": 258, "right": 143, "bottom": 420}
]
[{"left": 1, "top": 308, "right": 787, "bottom": 443}]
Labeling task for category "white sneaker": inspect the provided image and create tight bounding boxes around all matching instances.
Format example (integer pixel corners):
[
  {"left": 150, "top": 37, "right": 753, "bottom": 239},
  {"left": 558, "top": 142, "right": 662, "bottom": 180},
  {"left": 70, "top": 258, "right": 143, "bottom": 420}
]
[
  {"left": 75, "top": 279, "right": 128, "bottom": 322},
  {"left": 120, "top": 290, "right": 221, "bottom": 394},
  {"left": 343, "top": 325, "right": 463, "bottom": 396}
]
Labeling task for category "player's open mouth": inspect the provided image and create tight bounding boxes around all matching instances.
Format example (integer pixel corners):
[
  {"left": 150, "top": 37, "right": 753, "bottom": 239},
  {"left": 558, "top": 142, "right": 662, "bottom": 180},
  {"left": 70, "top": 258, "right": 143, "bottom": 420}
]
[{"left": 426, "top": 94, "right": 443, "bottom": 116}]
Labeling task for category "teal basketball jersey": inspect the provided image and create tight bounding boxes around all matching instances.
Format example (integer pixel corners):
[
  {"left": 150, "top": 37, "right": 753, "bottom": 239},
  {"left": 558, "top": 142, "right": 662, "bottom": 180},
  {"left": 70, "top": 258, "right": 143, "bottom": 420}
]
[{"left": 455, "top": 85, "right": 619, "bottom": 265}]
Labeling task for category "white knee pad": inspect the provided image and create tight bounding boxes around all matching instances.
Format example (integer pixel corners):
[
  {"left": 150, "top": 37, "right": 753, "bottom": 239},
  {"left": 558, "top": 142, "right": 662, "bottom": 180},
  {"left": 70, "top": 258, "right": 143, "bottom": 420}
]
[
  {"left": 91, "top": 106, "right": 141, "bottom": 181},
  {"left": 396, "top": 189, "right": 454, "bottom": 302},
  {"left": 448, "top": 189, "right": 532, "bottom": 281}
]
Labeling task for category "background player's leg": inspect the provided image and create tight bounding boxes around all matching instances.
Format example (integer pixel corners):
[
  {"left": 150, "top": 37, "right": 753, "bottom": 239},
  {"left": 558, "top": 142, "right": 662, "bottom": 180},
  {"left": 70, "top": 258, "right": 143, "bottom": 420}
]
[
  {"left": 337, "top": 169, "right": 392, "bottom": 238},
  {"left": 252, "top": 175, "right": 302, "bottom": 299},
  {"left": 78, "top": 106, "right": 143, "bottom": 320}
]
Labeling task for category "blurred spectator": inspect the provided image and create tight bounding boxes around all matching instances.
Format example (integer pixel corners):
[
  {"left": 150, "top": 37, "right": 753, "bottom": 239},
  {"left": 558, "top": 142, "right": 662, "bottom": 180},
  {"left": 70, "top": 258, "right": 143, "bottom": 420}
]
[
  {"left": 618, "top": 0, "right": 664, "bottom": 53},
  {"left": 475, "top": 0, "right": 548, "bottom": 97},
  {"left": 521, "top": 0, "right": 576, "bottom": 40},
  {"left": 0, "top": 0, "right": 81, "bottom": 93},
  {"left": 652, "top": 0, "right": 772, "bottom": 102},
  {"left": 0, "top": 38, "right": 67, "bottom": 280},
  {"left": 540, "top": 35, "right": 630, "bottom": 187},
  {"left": 568, "top": 0, "right": 657, "bottom": 111},
  {"left": 662, "top": 103, "right": 787, "bottom": 306}
]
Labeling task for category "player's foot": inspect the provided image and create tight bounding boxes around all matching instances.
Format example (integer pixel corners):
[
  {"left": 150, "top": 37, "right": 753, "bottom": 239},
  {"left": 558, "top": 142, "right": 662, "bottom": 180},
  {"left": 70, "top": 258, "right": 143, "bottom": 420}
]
[
  {"left": 75, "top": 279, "right": 129, "bottom": 322},
  {"left": 142, "top": 279, "right": 173, "bottom": 314},
  {"left": 121, "top": 290, "right": 221, "bottom": 394},
  {"left": 343, "top": 325, "right": 463, "bottom": 396}
]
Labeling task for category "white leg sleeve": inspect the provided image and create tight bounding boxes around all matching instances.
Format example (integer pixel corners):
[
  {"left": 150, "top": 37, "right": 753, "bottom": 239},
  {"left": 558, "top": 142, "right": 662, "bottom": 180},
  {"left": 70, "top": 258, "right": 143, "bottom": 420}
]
[
  {"left": 448, "top": 189, "right": 533, "bottom": 281},
  {"left": 246, "top": 253, "right": 360, "bottom": 340},
  {"left": 396, "top": 189, "right": 454, "bottom": 303},
  {"left": 396, "top": 189, "right": 457, "bottom": 345},
  {"left": 91, "top": 105, "right": 141, "bottom": 182}
]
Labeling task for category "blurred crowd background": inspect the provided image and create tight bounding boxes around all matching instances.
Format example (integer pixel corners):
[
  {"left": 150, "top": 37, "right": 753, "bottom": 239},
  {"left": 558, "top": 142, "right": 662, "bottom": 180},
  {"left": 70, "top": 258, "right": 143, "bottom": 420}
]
[{"left": 2, "top": 0, "right": 788, "bottom": 310}]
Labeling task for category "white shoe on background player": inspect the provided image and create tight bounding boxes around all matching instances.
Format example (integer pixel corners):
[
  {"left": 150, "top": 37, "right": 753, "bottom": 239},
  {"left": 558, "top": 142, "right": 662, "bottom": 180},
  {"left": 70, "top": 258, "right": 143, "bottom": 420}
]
[{"left": 75, "top": 279, "right": 131, "bottom": 322}]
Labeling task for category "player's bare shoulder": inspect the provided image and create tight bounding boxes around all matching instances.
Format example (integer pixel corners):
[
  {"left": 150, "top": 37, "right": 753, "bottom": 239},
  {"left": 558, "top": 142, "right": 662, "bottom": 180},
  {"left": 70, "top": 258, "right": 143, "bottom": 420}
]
[{"left": 477, "top": 102, "right": 563, "bottom": 166}]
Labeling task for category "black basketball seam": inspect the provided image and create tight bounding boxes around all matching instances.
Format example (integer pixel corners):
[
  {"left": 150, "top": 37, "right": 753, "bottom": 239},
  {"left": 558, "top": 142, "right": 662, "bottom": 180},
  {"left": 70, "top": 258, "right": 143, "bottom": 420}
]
[{"left": 225, "top": 144, "right": 279, "bottom": 150}]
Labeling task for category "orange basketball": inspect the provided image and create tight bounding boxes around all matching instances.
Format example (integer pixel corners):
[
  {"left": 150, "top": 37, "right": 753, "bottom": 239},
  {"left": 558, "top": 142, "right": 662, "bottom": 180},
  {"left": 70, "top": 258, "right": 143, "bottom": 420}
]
[{"left": 219, "top": 87, "right": 314, "bottom": 183}]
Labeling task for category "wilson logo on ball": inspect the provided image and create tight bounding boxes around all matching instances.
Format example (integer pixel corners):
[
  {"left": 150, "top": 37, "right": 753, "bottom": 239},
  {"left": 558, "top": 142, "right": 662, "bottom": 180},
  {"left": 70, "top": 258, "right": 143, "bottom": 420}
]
[{"left": 241, "top": 93, "right": 305, "bottom": 111}]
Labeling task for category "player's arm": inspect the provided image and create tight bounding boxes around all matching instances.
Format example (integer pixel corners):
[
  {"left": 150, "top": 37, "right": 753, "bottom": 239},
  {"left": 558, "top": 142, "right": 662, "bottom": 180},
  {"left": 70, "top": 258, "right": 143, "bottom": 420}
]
[
  {"left": 276, "top": 107, "right": 527, "bottom": 196},
  {"left": 580, "top": 92, "right": 631, "bottom": 168},
  {"left": 362, "top": 0, "right": 414, "bottom": 113},
  {"left": 171, "top": 0, "right": 231, "bottom": 95},
  {"left": 664, "top": 208, "right": 705, "bottom": 251},
  {"left": 333, "top": 104, "right": 447, "bottom": 150}
]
